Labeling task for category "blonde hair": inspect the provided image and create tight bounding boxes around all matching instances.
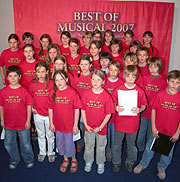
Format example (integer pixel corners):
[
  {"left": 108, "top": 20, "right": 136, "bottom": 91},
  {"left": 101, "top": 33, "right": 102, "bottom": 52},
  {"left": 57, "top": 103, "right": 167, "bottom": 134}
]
[
  {"left": 123, "top": 65, "right": 138, "bottom": 79},
  {"left": 123, "top": 52, "right": 137, "bottom": 65}
]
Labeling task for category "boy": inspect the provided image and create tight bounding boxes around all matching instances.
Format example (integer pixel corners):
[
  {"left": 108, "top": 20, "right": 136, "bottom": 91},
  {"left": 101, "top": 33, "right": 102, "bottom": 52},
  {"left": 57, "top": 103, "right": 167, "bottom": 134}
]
[
  {"left": 92, "top": 29, "right": 102, "bottom": 43},
  {"left": 112, "top": 65, "right": 147, "bottom": 172},
  {"left": 99, "top": 52, "right": 112, "bottom": 75},
  {"left": 80, "top": 31, "right": 92, "bottom": 56},
  {"left": 0, "top": 65, "right": 34, "bottom": 169},
  {"left": 134, "top": 70, "right": 180, "bottom": 180}
]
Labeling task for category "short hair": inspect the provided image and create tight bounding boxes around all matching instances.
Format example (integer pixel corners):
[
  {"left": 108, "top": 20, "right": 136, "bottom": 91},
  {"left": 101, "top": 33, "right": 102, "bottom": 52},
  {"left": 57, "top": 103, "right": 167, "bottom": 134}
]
[
  {"left": 129, "top": 40, "right": 141, "bottom": 50},
  {"left": 123, "top": 52, "right": 137, "bottom": 65},
  {"left": 60, "top": 31, "right": 71, "bottom": 39},
  {"left": 79, "top": 54, "right": 92, "bottom": 64},
  {"left": 90, "top": 40, "right": 102, "bottom": 49},
  {"left": 23, "top": 44, "right": 34, "bottom": 51},
  {"left": 123, "top": 65, "right": 138, "bottom": 78},
  {"left": 167, "top": 70, "right": 180, "bottom": 81},
  {"left": 124, "top": 30, "right": 134, "bottom": 38},
  {"left": 22, "top": 32, "right": 34, "bottom": 41},
  {"left": 91, "top": 69, "right": 105, "bottom": 81},
  {"left": 6, "top": 65, "right": 21, "bottom": 77},
  {"left": 100, "top": 52, "right": 112, "bottom": 62},
  {"left": 8, "top": 34, "right": 19, "bottom": 42},
  {"left": 147, "top": 57, "right": 161, "bottom": 73},
  {"left": 92, "top": 30, "right": 102, "bottom": 39},
  {"left": 110, "top": 39, "right": 122, "bottom": 52},
  {"left": 108, "top": 60, "right": 121, "bottom": 71},
  {"left": 137, "top": 46, "right": 149, "bottom": 56},
  {"left": 143, "top": 31, "right": 153, "bottom": 38},
  {"left": 82, "top": 31, "right": 92, "bottom": 39}
]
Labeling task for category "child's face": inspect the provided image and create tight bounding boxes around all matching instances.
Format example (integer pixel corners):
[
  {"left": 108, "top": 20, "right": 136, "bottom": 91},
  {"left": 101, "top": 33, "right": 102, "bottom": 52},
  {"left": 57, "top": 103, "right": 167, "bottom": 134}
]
[
  {"left": 49, "top": 48, "right": 57, "bottom": 62},
  {"left": 167, "top": 78, "right": 180, "bottom": 93},
  {"left": 61, "top": 34, "right": 70, "bottom": 46},
  {"left": 124, "top": 34, "right": 132, "bottom": 45},
  {"left": 130, "top": 46, "right": 138, "bottom": 54},
  {"left": 124, "top": 73, "right": 136, "bottom": 87},
  {"left": 111, "top": 44, "right": 119, "bottom": 55},
  {"left": 93, "top": 33, "right": 101, "bottom": 42},
  {"left": 36, "top": 66, "right": 48, "bottom": 82},
  {"left": 24, "top": 46, "right": 34, "bottom": 60},
  {"left": 124, "top": 56, "right": 135, "bottom": 67},
  {"left": 7, "top": 72, "right": 20, "bottom": 86},
  {"left": 69, "top": 42, "right": 79, "bottom": 55},
  {"left": 143, "top": 35, "right": 152, "bottom": 44},
  {"left": 79, "top": 59, "right": 91, "bottom": 74},
  {"left": 83, "top": 35, "right": 91, "bottom": 46},
  {"left": 91, "top": 74, "right": 104, "bottom": 90},
  {"left": 9, "top": 38, "right": 18, "bottom": 51},
  {"left": 24, "top": 37, "right": 33, "bottom": 45},
  {"left": 109, "top": 64, "right": 119, "bottom": 79},
  {"left": 55, "top": 73, "right": 68, "bottom": 90},
  {"left": 40, "top": 38, "right": 49, "bottom": 49},
  {"left": 105, "top": 32, "right": 113, "bottom": 43},
  {"left": 138, "top": 51, "right": 148, "bottom": 64},
  {"left": 100, "top": 58, "right": 110, "bottom": 69},
  {"left": 149, "top": 64, "right": 159, "bottom": 75},
  {"left": 54, "top": 59, "right": 65, "bottom": 71},
  {"left": 90, "top": 43, "right": 101, "bottom": 57}
]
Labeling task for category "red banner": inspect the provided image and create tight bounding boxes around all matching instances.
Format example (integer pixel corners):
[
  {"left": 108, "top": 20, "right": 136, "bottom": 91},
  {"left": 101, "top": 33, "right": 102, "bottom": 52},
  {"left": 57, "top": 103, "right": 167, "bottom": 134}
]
[{"left": 13, "top": 0, "right": 174, "bottom": 75}]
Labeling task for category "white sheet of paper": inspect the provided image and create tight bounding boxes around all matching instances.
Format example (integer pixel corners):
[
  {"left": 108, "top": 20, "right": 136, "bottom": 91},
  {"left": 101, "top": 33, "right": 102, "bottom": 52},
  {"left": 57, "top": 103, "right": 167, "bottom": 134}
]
[
  {"left": 118, "top": 90, "right": 138, "bottom": 116},
  {"left": 1, "top": 128, "right": 5, "bottom": 140},
  {"left": 73, "top": 131, "right": 81, "bottom": 141}
]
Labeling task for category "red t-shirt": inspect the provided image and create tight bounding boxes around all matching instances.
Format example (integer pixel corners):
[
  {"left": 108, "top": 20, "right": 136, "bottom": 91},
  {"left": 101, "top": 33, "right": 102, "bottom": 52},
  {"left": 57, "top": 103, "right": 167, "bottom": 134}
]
[
  {"left": 92, "top": 58, "right": 101, "bottom": 70},
  {"left": 66, "top": 54, "right": 81, "bottom": 77},
  {"left": 137, "top": 65, "right": 149, "bottom": 76},
  {"left": 59, "top": 45, "right": 71, "bottom": 56},
  {"left": 112, "top": 55, "right": 124, "bottom": 70},
  {"left": 151, "top": 89, "right": 180, "bottom": 136},
  {"left": 141, "top": 74, "right": 167, "bottom": 119},
  {"left": 101, "top": 44, "right": 111, "bottom": 53},
  {"left": 48, "top": 86, "right": 81, "bottom": 133},
  {"left": 112, "top": 84, "right": 147, "bottom": 133},
  {"left": 29, "top": 79, "right": 53, "bottom": 116},
  {"left": 81, "top": 89, "right": 115, "bottom": 135},
  {"left": 80, "top": 46, "right": 90, "bottom": 56},
  {"left": 0, "top": 85, "right": 34, "bottom": 130},
  {"left": 35, "top": 49, "right": 47, "bottom": 62},
  {"left": 147, "top": 46, "right": 159, "bottom": 57},
  {"left": 121, "top": 42, "right": 130, "bottom": 56},
  {"left": 19, "top": 59, "right": 39, "bottom": 88}
]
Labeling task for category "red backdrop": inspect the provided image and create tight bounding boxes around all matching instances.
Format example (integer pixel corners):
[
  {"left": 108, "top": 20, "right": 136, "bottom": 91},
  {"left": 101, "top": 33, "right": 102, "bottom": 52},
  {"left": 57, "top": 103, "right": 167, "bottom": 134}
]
[{"left": 13, "top": 0, "right": 174, "bottom": 75}]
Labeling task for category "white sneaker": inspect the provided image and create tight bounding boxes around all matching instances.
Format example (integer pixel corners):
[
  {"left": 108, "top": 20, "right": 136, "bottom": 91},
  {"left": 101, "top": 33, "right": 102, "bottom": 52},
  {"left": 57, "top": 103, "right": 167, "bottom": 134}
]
[
  {"left": 38, "top": 155, "right": 46, "bottom": 162},
  {"left": 84, "top": 162, "right": 92, "bottom": 172},
  {"left": 97, "top": 163, "right": 105, "bottom": 174},
  {"left": 157, "top": 169, "right": 166, "bottom": 180},
  {"left": 133, "top": 164, "right": 144, "bottom": 174}
]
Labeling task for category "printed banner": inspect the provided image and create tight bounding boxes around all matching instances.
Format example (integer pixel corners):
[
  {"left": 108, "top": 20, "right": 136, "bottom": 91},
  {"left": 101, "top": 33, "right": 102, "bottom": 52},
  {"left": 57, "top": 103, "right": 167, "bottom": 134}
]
[{"left": 13, "top": 0, "right": 174, "bottom": 75}]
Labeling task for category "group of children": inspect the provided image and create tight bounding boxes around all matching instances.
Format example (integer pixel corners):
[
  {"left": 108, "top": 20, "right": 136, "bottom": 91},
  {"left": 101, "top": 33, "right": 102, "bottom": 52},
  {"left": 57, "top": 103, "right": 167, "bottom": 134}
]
[{"left": 0, "top": 29, "right": 179, "bottom": 180}]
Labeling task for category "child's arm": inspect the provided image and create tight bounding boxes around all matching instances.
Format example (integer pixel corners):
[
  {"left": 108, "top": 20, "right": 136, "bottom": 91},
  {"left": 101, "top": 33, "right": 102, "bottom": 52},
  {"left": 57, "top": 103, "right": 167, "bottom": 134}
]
[
  {"left": 151, "top": 109, "right": 159, "bottom": 138},
  {"left": 32, "top": 106, "right": 38, "bottom": 114},
  {"left": 114, "top": 103, "right": 124, "bottom": 112},
  {"left": 81, "top": 110, "right": 93, "bottom": 132},
  {"left": 0, "top": 106, "right": 4, "bottom": 127},
  {"left": 132, "top": 105, "right": 146, "bottom": 114},
  {"left": 0, "top": 67, "right": 5, "bottom": 84},
  {"left": 170, "top": 121, "right": 180, "bottom": 142},
  {"left": 93, "top": 114, "right": 111, "bottom": 133},
  {"left": 48, "top": 108, "right": 55, "bottom": 132},
  {"left": 73, "top": 109, "right": 79, "bottom": 135},
  {"left": 25, "top": 105, "right": 32, "bottom": 129}
]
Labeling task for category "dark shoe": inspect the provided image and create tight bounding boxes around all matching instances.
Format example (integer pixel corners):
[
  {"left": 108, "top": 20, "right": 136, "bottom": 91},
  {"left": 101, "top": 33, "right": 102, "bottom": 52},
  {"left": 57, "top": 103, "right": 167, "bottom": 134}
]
[
  {"left": 113, "top": 164, "right": 120, "bottom": 172},
  {"left": 106, "top": 149, "right": 112, "bottom": 162},
  {"left": 26, "top": 162, "right": 34, "bottom": 168},
  {"left": 125, "top": 163, "right": 133, "bottom": 172},
  {"left": 9, "top": 162, "right": 17, "bottom": 170}
]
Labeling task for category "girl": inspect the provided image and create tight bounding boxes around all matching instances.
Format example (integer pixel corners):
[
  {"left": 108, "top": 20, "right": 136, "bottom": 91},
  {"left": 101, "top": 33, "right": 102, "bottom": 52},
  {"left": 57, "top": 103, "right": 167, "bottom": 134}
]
[
  {"left": 129, "top": 40, "right": 141, "bottom": 54},
  {"left": 35, "top": 34, "right": 52, "bottom": 62},
  {"left": 19, "top": 44, "right": 39, "bottom": 88},
  {"left": 80, "top": 31, "right": 92, "bottom": 56},
  {"left": 143, "top": 31, "right": 159, "bottom": 57},
  {"left": 66, "top": 38, "right": 81, "bottom": 77},
  {"left": 90, "top": 40, "right": 101, "bottom": 70},
  {"left": 0, "top": 33, "right": 24, "bottom": 85},
  {"left": 59, "top": 31, "right": 71, "bottom": 56},
  {"left": 102, "top": 30, "right": 114, "bottom": 53},
  {"left": 29, "top": 62, "right": 55, "bottom": 163},
  {"left": 48, "top": 70, "right": 81, "bottom": 173},
  {"left": 81, "top": 70, "right": 114, "bottom": 174}
]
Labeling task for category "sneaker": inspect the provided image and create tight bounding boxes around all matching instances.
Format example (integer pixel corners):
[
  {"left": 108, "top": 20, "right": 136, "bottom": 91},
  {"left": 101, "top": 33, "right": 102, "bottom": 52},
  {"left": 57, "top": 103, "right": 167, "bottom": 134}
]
[
  {"left": 125, "top": 163, "right": 133, "bottom": 172},
  {"left": 48, "top": 155, "right": 56, "bottom": 163},
  {"left": 84, "top": 162, "right": 92, "bottom": 172},
  {"left": 113, "top": 164, "right": 120, "bottom": 172},
  {"left": 157, "top": 169, "right": 166, "bottom": 180},
  {"left": 97, "top": 163, "right": 105, "bottom": 174},
  {"left": 38, "top": 155, "right": 46, "bottom": 162},
  {"left": 26, "top": 162, "right": 34, "bottom": 168},
  {"left": 133, "top": 164, "right": 144, "bottom": 174},
  {"left": 9, "top": 162, "right": 17, "bottom": 170},
  {"left": 106, "top": 149, "right": 112, "bottom": 162}
]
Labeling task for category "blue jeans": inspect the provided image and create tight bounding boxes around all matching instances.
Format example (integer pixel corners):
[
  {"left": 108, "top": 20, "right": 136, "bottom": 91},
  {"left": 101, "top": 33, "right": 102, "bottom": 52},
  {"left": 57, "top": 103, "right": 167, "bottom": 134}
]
[
  {"left": 106, "top": 123, "right": 114, "bottom": 151},
  {"left": 137, "top": 116, "right": 152, "bottom": 151},
  {"left": 4, "top": 127, "right": 34, "bottom": 164},
  {"left": 140, "top": 134, "right": 175, "bottom": 170}
]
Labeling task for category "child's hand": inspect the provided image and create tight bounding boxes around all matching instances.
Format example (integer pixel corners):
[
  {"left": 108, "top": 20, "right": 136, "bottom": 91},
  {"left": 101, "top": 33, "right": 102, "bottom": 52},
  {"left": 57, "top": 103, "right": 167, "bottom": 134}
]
[
  {"left": 85, "top": 125, "right": 93, "bottom": 133},
  {"left": 152, "top": 127, "right": 159, "bottom": 138},
  {"left": 131, "top": 107, "right": 140, "bottom": 114},
  {"left": 73, "top": 126, "right": 79, "bottom": 135},
  {"left": 116, "top": 106, "right": 124, "bottom": 112},
  {"left": 25, "top": 121, "right": 31, "bottom": 129},
  {"left": 49, "top": 123, "right": 55, "bottom": 133},
  {"left": 32, "top": 108, "right": 38, "bottom": 115},
  {"left": 170, "top": 132, "right": 179, "bottom": 142},
  {"left": 1, "top": 120, "right": 4, "bottom": 127},
  {"left": 93, "top": 127, "right": 100, "bottom": 133}
]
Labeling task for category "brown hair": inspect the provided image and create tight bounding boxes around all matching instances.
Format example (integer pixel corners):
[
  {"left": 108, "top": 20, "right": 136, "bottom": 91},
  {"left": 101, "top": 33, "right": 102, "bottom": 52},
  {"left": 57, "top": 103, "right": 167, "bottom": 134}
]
[
  {"left": 147, "top": 57, "right": 161, "bottom": 73},
  {"left": 123, "top": 52, "right": 137, "bottom": 65},
  {"left": 123, "top": 65, "right": 138, "bottom": 78},
  {"left": 91, "top": 69, "right": 105, "bottom": 81},
  {"left": 167, "top": 70, "right": 180, "bottom": 81}
]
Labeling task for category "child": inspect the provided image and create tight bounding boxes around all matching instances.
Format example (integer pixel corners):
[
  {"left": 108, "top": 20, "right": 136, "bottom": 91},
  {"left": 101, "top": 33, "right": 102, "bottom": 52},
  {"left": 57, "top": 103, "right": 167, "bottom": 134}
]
[
  {"left": 112, "top": 65, "right": 147, "bottom": 172},
  {"left": 90, "top": 40, "right": 101, "bottom": 70},
  {"left": 102, "top": 30, "right": 114, "bottom": 53},
  {"left": 66, "top": 38, "right": 81, "bottom": 77},
  {"left": 137, "top": 57, "right": 167, "bottom": 152},
  {"left": 22, "top": 32, "right": 37, "bottom": 52},
  {"left": 19, "top": 44, "right": 39, "bottom": 88},
  {"left": 129, "top": 40, "right": 141, "bottom": 54},
  {"left": 48, "top": 70, "right": 81, "bottom": 173},
  {"left": 99, "top": 52, "right": 112, "bottom": 75},
  {"left": 134, "top": 70, "right": 180, "bottom": 180},
  {"left": 104, "top": 61, "right": 123, "bottom": 162},
  {"left": 59, "top": 31, "right": 71, "bottom": 56},
  {"left": 81, "top": 70, "right": 115, "bottom": 174},
  {"left": 92, "top": 29, "right": 102, "bottom": 43},
  {"left": 80, "top": 31, "right": 92, "bottom": 55},
  {"left": 137, "top": 46, "right": 149, "bottom": 76},
  {"left": 0, "top": 34, "right": 24, "bottom": 85},
  {"left": 35, "top": 34, "right": 51, "bottom": 62},
  {"left": 0, "top": 65, "right": 34, "bottom": 169},
  {"left": 29, "top": 62, "right": 55, "bottom": 163},
  {"left": 142, "top": 31, "right": 159, "bottom": 57}
]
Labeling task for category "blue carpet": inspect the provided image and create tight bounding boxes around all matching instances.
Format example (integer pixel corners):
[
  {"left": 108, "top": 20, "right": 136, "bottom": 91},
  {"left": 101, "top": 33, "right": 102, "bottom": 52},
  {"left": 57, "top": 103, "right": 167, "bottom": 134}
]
[{"left": 0, "top": 138, "right": 180, "bottom": 182}]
